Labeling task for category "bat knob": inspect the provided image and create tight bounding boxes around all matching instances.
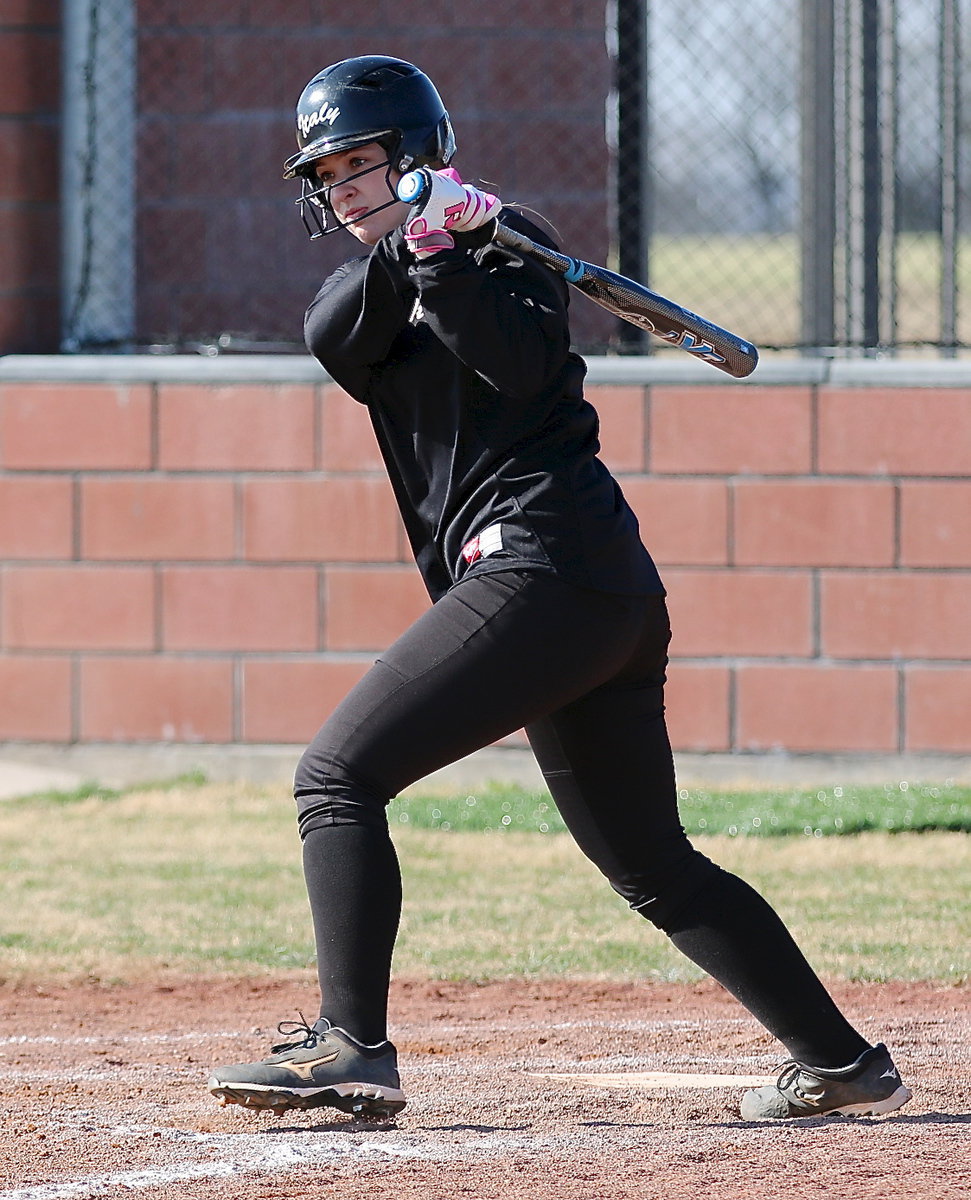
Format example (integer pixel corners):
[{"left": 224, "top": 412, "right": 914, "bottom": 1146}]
[{"left": 396, "top": 171, "right": 427, "bottom": 204}]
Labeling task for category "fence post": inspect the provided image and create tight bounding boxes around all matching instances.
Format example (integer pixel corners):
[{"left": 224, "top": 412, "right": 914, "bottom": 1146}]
[
  {"left": 608, "top": 0, "right": 650, "bottom": 351},
  {"left": 61, "top": 0, "right": 136, "bottom": 351},
  {"left": 877, "top": 0, "right": 898, "bottom": 350},
  {"left": 800, "top": 0, "right": 836, "bottom": 354},
  {"left": 940, "top": 0, "right": 960, "bottom": 356},
  {"left": 844, "top": 0, "right": 883, "bottom": 352}
]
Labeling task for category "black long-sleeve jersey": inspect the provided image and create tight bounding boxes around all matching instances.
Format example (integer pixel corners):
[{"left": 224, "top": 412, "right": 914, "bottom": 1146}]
[{"left": 304, "top": 208, "right": 664, "bottom": 603}]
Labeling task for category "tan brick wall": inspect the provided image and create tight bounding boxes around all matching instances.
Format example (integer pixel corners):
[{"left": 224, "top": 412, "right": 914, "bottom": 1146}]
[{"left": 1, "top": 369, "right": 969, "bottom": 755}]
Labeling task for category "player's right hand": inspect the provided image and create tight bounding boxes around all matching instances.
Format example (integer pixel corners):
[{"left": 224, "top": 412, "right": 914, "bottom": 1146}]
[{"left": 398, "top": 168, "right": 501, "bottom": 236}]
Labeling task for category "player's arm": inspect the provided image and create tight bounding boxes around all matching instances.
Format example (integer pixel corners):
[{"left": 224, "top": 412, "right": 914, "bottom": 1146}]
[
  {"left": 398, "top": 170, "right": 572, "bottom": 398},
  {"left": 413, "top": 228, "right": 571, "bottom": 399},
  {"left": 304, "top": 245, "right": 413, "bottom": 398}
]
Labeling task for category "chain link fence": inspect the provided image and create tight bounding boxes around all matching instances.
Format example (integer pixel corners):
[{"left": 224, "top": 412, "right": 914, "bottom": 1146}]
[{"left": 60, "top": 0, "right": 969, "bottom": 357}]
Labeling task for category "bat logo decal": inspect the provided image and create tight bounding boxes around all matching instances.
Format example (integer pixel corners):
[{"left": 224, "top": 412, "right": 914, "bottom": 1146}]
[
  {"left": 625, "top": 313, "right": 658, "bottom": 333},
  {"left": 625, "top": 314, "right": 727, "bottom": 363},
  {"left": 665, "top": 331, "right": 726, "bottom": 363}
]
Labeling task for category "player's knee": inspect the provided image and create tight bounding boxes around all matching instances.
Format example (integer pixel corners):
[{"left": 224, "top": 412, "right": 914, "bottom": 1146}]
[
  {"left": 614, "top": 848, "right": 721, "bottom": 932},
  {"left": 293, "top": 744, "right": 389, "bottom": 839}
]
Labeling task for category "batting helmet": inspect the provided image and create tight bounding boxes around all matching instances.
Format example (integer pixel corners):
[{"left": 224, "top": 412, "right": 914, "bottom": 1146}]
[{"left": 284, "top": 56, "right": 457, "bottom": 238}]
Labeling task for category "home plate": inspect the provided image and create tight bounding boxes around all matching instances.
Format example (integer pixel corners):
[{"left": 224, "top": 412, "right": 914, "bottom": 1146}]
[{"left": 530, "top": 1071, "right": 775, "bottom": 1090}]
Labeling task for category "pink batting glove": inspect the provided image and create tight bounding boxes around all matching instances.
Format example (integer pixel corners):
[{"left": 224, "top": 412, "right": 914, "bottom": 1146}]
[
  {"left": 404, "top": 167, "right": 501, "bottom": 235},
  {"left": 437, "top": 167, "right": 501, "bottom": 232},
  {"left": 404, "top": 214, "right": 456, "bottom": 259}
]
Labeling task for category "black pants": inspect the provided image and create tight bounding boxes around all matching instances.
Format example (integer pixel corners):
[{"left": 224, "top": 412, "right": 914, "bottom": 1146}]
[{"left": 295, "top": 569, "right": 868, "bottom": 1066}]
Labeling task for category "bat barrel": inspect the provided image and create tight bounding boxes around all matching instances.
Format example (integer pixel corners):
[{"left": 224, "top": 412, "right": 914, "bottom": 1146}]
[{"left": 495, "top": 225, "right": 758, "bottom": 378}]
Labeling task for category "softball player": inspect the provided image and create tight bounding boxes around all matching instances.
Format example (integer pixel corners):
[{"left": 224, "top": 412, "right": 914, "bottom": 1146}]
[{"left": 208, "top": 56, "right": 911, "bottom": 1124}]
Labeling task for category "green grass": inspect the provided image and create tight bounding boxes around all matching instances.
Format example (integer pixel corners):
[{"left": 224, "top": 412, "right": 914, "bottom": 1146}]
[
  {"left": 1, "top": 779, "right": 968, "bottom": 986},
  {"left": 646, "top": 232, "right": 971, "bottom": 352},
  {"left": 388, "top": 780, "right": 971, "bottom": 837},
  {"left": 6, "top": 770, "right": 208, "bottom": 807},
  {"left": 395, "top": 828, "right": 970, "bottom": 983}
]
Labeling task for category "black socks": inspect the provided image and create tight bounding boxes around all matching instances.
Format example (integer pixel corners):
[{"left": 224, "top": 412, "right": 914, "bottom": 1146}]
[
  {"left": 302, "top": 823, "right": 870, "bottom": 1069},
  {"left": 301, "top": 823, "right": 402, "bottom": 1046},
  {"left": 663, "top": 865, "right": 870, "bottom": 1068}
]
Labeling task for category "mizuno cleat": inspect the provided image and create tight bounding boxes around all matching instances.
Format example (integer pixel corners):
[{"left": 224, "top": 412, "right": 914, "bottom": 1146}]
[
  {"left": 740, "top": 1042, "right": 912, "bottom": 1120},
  {"left": 207, "top": 1016, "right": 406, "bottom": 1119}
]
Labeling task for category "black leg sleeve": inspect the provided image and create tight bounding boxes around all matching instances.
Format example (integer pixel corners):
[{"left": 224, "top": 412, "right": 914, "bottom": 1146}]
[
  {"left": 526, "top": 594, "right": 870, "bottom": 1070},
  {"left": 302, "top": 824, "right": 402, "bottom": 1046},
  {"left": 663, "top": 866, "right": 870, "bottom": 1068}
]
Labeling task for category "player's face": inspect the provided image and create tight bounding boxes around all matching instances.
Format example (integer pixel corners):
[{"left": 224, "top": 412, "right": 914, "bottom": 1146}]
[{"left": 313, "top": 143, "right": 409, "bottom": 245}]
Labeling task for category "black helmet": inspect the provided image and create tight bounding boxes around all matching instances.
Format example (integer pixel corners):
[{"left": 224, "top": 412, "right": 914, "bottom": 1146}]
[
  {"left": 284, "top": 56, "right": 455, "bottom": 179},
  {"left": 284, "top": 56, "right": 456, "bottom": 238}
]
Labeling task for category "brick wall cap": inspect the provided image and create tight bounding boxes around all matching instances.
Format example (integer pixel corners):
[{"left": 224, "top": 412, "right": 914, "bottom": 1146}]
[
  {"left": 0, "top": 355, "right": 327, "bottom": 384},
  {"left": 5, "top": 355, "right": 971, "bottom": 387},
  {"left": 0, "top": 744, "right": 969, "bottom": 796}
]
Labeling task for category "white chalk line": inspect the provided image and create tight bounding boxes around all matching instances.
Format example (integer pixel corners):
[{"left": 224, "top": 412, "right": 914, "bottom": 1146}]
[
  {"left": 0, "top": 1031, "right": 245, "bottom": 1049},
  {"left": 0, "top": 1120, "right": 656, "bottom": 1200},
  {"left": 531, "top": 1070, "right": 775, "bottom": 1090},
  {"left": 0, "top": 1131, "right": 426, "bottom": 1200},
  {"left": 7, "top": 1102, "right": 819, "bottom": 1200},
  {"left": 2, "top": 1111, "right": 962, "bottom": 1200},
  {"left": 398, "top": 1017, "right": 751, "bottom": 1036}
]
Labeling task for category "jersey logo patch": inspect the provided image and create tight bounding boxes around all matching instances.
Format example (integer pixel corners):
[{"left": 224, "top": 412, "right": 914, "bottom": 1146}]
[{"left": 461, "top": 523, "right": 504, "bottom": 565}]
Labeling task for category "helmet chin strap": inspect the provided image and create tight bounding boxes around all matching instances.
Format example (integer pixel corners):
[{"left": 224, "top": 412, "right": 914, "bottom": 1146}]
[{"left": 297, "top": 158, "right": 400, "bottom": 239}]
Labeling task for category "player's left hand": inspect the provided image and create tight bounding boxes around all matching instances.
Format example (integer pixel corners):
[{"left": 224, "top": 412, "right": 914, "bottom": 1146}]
[{"left": 403, "top": 216, "right": 456, "bottom": 259}]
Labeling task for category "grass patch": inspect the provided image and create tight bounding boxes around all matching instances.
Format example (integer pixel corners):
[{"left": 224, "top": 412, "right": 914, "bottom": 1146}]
[
  {"left": 647, "top": 231, "right": 971, "bottom": 350},
  {"left": 390, "top": 780, "right": 971, "bottom": 837},
  {"left": 0, "top": 781, "right": 967, "bottom": 986},
  {"left": 396, "top": 827, "right": 970, "bottom": 983},
  {"left": 5, "top": 770, "right": 208, "bottom": 808}
]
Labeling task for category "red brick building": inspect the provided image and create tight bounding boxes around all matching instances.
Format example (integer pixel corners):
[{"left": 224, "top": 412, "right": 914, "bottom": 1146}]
[{"left": 2, "top": 3, "right": 612, "bottom": 353}]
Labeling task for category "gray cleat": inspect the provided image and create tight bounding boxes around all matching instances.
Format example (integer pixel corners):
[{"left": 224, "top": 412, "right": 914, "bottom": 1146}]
[
  {"left": 741, "top": 1042, "right": 911, "bottom": 1120},
  {"left": 208, "top": 1016, "right": 406, "bottom": 1119}
]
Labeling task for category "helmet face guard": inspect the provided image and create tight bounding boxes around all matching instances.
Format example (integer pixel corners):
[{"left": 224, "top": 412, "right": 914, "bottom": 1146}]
[
  {"left": 284, "top": 57, "right": 456, "bottom": 240},
  {"left": 292, "top": 137, "right": 400, "bottom": 239}
]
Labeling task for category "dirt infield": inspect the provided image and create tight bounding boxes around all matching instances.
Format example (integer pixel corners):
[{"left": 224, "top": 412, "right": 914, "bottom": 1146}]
[{"left": 1, "top": 976, "right": 968, "bottom": 1199}]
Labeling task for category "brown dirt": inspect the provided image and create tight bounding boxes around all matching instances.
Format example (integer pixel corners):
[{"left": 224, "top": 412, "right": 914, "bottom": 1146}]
[{"left": 0, "top": 975, "right": 968, "bottom": 1199}]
